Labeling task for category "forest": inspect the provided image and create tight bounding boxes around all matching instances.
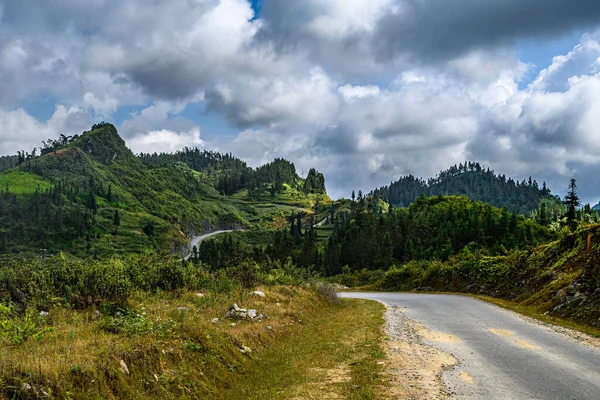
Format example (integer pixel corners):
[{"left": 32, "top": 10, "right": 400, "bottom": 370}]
[
  {"left": 139, "top": 149, "right": 326, "bottom": 196},
  {"left": 374, "top": 161, "right": 553, "bottom": 215}
]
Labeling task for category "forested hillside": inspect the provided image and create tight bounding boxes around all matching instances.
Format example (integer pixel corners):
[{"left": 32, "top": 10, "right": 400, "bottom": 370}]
[
  {"left": 0, "top": 124, "right": 328, "bottom": 256},
  {"left": 185, "top": 194, "right": 558, "bottom": 276},
  {"left": 374, "top": 162, "right": 554, "bottom": 215},
  {"left": 139, "top": 151, "right": 326, "bottom": 197}
]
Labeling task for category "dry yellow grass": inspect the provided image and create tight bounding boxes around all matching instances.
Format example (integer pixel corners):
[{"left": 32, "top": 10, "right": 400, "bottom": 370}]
[{"left": 0, "top": 288, "right": 386, "bottom": 400}]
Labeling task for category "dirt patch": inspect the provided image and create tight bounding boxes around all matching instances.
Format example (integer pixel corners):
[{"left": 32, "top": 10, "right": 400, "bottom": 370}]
[
  {"left": 294, "top": 365, "right": 352, "bottom": 399},
  {"left": 309, "top": 365, "right": 352, "bottom": 384},
  {"left": 381, "top": 307, "right": 457, "bottom": 399},
  {"left": 417, "top": 328, "right": 462, "bottom": 344}
]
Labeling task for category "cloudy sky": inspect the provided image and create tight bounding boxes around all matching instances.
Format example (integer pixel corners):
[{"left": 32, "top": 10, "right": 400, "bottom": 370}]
[{"left": 2, "top": 1, "right": 600, "bottom": 202}]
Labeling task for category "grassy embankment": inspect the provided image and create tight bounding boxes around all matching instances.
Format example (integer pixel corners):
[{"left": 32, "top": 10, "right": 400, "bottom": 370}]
[
  {"left": 0, "top": 290, "right": 385, "bottom": 400},
  {"left": 0, "top": 253, "right": 386, "bottom": 399}
]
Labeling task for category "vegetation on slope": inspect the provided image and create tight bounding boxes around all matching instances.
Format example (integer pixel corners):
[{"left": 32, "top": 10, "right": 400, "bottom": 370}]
[
  {"left": 195, "top": 194, "right": 558, "bottom": 277},
  {"left": 0, "top": 250, "right": 385, "bottom": 399},
  {"left": 0, "top": 123, "right": 328, "bottom": 257}
]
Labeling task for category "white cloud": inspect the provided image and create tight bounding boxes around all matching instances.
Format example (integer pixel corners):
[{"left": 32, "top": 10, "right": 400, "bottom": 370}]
[
  {"left": 127, "top": 128, "right": 204, "bottom": 155},
  {"left": 338, "top": 84, "right": 380, "bottom": 101},
  {"left": 0, "top": 106, "right": 90, "bottom": 155}
]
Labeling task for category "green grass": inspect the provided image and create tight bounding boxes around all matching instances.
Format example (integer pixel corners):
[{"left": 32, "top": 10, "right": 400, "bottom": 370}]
[
  {"left": 220, "top": 298, "right": 386, "bottom": 400},
  {"left": 0, "top": 170, "right": 52, "bottom": 195}
]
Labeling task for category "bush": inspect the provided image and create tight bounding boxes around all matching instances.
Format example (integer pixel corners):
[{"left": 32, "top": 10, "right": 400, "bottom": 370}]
[
  {"left": 315, "top": 284, "right": 338, "bottom": 304},
  {"left": 229, "top": 260, "right": 262, "bottom": 289},
  {"left": 0, "top": 305, "right": 53, "bottom": 345}
]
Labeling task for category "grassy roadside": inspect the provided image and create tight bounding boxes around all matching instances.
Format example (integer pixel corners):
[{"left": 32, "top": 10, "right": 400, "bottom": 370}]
[
  {"left": 222, "top": 298, "right": 386, "bottom": 400},
  {"left": 0, "top": 288, "right": 387, "bottom": 399}
]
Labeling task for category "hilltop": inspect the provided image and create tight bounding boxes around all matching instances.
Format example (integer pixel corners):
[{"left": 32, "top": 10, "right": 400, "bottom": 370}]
[
  {"left": 0, "top": 123, "right": 329, "bottom": 257},
  {"left": 374, "top": 162, "right": 556, "bottom": 215}
]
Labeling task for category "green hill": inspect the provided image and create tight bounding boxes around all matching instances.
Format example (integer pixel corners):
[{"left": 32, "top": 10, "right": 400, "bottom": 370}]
[
  {"left": 374, "top": 161, "right": 556, "bottom": 215},
  {"left": 0, "top": 124, "right": 329, "bottom": 257}
]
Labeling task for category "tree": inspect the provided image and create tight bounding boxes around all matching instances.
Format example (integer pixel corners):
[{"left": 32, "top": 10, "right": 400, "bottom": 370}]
[
  {"left": 113, "top": 209, "right": 121, "bottom": 234},
  {"left": 564, "top": 178, "right": 580, "bottom": 231},
  {"left": 539, "top": 202, "right": 549, "bottom": 226}
]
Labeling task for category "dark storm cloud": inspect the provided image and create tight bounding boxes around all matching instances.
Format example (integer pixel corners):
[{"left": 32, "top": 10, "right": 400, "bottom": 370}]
[{"left": 373, "top": 0, "right": 600, "bottom": 62}]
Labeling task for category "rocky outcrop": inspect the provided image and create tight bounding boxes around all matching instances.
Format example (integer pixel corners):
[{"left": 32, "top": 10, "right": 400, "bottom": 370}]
[{"left": 225, "top": 304, "right": 267, "bottom": 321}]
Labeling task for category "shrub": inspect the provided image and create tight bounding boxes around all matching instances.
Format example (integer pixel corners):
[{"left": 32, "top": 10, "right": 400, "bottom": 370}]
[
  {"left": 0, "top": 305, "right": 53, "bottom": 345},
  {"left": 315, "top": 284, "right": 339, "bottom": 304}
]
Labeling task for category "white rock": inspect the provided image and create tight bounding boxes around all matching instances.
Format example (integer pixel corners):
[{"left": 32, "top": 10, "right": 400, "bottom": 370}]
[
  {"left": 39, "top": 311, "right": 49, "bottom": 317},
  {"left": 230, "top": 323, "right": 237, "bottom": 327},
  {"left": 178, "top": 307, "right": 189, "bottom": 312},
  {"left": 251, "top": 291, "right": 266, "bottom": 298},
  {"left": 211, "top": 318, "right": 219, "bottom": 323},
  {"left": 239, "top": 345, "right": 252, "bottom": 354},
  {"left": 195, "top": 293, "right": 205, "bottom": 298},
  {"left": 231, "top": 304, "right": 240, "bottom": 311},
  {"left": 247, "top": 309, "right": 258, "bottom": 319},
  {"left": 21, "top": 383, "right": 32, "bottom": 391},
  {"left": 119, "top": 359, "right": 130, "bottom": 375}
]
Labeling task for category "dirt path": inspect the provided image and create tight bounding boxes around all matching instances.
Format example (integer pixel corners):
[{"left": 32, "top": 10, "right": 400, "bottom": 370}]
[{"left": 381, "top": 306, "right": 457, "bottom": 399}]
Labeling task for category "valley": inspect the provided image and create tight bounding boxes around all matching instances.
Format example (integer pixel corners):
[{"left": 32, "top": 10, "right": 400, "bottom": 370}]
[{"left": 1, "top": 125, "right": 600, "bottom": 399}]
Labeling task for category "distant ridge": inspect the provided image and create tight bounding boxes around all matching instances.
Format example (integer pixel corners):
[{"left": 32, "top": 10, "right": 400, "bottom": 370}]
[{"left": 373, "top": 161, "right": 554, "bottom": 215}]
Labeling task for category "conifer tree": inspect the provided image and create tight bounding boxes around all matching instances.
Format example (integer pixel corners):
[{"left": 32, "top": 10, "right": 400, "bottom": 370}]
[
  {"left": 113, "top": 209, "right": 120, "bottom": 234},
  {"left": 564, "top": 179, "right": 580, "bottom": 231}
]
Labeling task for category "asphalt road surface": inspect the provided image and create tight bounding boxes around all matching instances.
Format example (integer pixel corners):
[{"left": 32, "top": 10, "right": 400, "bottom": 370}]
[
  {"left": 181, "top": 230, "right": 235, "bottom": 260},
  {"left": 341, "top": 292, "right": 600, "bottom": 400}
]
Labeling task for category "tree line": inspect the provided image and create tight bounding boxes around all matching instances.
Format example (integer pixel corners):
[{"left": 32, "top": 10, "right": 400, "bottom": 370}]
[
  {"left": 139, "top": 150, "right": 326, "bottom": 196},
  {"left": 374, "top": 161, "right": 553, "bottom": 215}
]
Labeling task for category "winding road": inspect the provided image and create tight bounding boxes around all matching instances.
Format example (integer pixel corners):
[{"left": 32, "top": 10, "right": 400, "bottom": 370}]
[
  {"left": 341, "top": 292, "right": 600, "bottom": 400},
  {"left": 181, "top": 230, "right": 236, "bottom": 261}
]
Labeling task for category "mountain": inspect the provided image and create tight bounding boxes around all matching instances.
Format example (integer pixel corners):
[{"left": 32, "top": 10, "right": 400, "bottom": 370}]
[
  {"left": 0, "top": 123, "right": 328, "bottom": 257},
  {"left": 373, "top": 162, "right": 554, "bottom": 215}
]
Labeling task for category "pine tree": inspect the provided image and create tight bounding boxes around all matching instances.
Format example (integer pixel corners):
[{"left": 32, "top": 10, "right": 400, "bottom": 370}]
[
  {"left": 539, "top": 202, "right": 548, "bottom": 226},
  {"left": 113, "top": 209, "right": 121, "bottom": 234},
  {"left": 564, "top": 179, "right": 580, "bottom": 231}
]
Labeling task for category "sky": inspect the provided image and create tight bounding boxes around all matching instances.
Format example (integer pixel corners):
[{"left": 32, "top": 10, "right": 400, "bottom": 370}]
[{"left": 2, "top": 1, "right": 600, "bottom": 203}]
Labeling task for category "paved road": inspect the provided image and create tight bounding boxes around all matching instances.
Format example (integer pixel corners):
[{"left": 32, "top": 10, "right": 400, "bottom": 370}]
[
  {"left": 181, "top": 230, "right": 235, "bottom": 261},
  {"left": 341, "top": 292, "right": 600, "bottom": 400}
]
